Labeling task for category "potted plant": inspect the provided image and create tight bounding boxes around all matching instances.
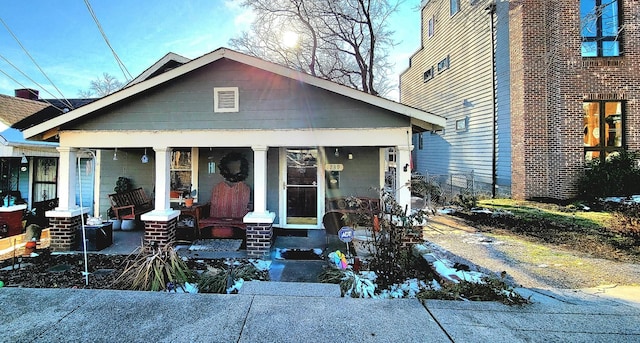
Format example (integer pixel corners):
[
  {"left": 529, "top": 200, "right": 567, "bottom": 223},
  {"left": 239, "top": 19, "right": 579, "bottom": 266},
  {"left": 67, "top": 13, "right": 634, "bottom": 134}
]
[
  {"left": 183, "top": 186, "right": 197, "bottom": 208},
  {"left": 108, "top": 177, "right": 133, "bottom": 230}
]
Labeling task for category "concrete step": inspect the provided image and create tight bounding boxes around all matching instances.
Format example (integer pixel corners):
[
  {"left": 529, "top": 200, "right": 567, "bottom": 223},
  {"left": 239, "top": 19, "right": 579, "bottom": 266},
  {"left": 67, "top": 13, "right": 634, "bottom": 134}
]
[{"left": 240, "top": 280, "right": 342, "bottom": 297}]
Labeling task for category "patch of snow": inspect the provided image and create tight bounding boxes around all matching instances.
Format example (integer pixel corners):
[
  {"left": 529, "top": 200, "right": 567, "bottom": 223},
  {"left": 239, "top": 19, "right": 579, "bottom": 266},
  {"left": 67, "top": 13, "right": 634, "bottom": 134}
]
[
  {"left": 227, "top": 278, "right": 244, "bottom": 294},
  {"left": 437, "top": 208, "right": 456, "bottom": 215},
  {"left": 249, "top": 259, "right": 271, "bottom": 271}
]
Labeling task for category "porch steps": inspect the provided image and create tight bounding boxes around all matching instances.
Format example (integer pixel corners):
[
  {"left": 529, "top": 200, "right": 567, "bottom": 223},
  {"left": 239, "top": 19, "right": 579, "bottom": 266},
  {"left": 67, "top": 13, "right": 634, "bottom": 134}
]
[{"left": 239, "top": 280, "right": 342, "bottom": 298}]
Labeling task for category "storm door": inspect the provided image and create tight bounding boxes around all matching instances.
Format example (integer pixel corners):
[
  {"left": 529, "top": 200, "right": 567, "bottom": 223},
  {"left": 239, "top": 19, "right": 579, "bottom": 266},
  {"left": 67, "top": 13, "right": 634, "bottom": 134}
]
[{"left": 281, "top": 148, "right": 322, "bottom": 228}]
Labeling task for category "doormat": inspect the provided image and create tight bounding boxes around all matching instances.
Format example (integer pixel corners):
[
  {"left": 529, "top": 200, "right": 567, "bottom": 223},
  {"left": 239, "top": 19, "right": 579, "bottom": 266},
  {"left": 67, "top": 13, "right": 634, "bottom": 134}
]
[
  {"left": 189, "top": 239, "right": 243, "bottom": 252},
  {"left": 275, "top": 248, "right": 324, "bottom": 260}
]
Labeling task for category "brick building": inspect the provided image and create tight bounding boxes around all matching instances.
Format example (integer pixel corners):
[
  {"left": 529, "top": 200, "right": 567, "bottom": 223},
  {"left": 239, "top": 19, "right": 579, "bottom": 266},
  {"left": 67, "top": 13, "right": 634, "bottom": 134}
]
[{"left": 400, "top": 0, "right": 640, "bottom": 200}]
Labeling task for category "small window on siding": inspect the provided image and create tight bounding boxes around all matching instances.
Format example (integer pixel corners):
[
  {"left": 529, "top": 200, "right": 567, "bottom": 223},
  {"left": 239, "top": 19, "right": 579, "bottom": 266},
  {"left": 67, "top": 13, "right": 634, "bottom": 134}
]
[
  {"left": 437, "top": 55, "right": 450, "bottom": 73},
  {"left": 427, "top": 16, "right": 434, "bottom": 37},
  {"left": 450, "top": 0, "right": 461, "bottom": 16},
  {"left": 423, "top": 66, "right": 434, "bottom": 82},
  {"left": 455, "top": 117, "right": 468, "bottom": 132},
  {"left": 214, "top": 87, "right": 239, "bottom": 112}
]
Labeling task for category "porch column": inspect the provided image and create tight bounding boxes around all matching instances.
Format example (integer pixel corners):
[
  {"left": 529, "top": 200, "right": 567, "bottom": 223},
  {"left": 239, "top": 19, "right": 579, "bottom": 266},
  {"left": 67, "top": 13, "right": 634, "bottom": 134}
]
[
  {"left": 244, "top": 145, "right": 275, "bottom": 259},
  {"left": 56, "top": 147, "right": 78, "bottom": 210},
  {"left": 140, "top": 147, "right": 180, "bottom": 251},
  {"left": 396, "top": 145, "right": 413, "bottom": 213},
  {"left": 47, "top": 147, "right": 87, "bottom": 251},
  {"left": 153, "top": 147, "right": 172, "bottom": 212}
]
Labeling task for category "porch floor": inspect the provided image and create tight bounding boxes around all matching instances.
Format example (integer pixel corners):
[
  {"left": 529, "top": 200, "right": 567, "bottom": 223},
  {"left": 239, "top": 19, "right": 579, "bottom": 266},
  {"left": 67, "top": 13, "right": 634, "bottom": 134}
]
[{"left": 92, "top": 228, "right": 349, "bottom": 283}]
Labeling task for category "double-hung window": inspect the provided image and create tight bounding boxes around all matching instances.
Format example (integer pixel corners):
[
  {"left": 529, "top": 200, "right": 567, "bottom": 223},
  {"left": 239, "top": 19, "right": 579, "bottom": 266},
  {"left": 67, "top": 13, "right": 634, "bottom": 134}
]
[
  {"left": 583, "top": 101, "right": 624, "bottom": 163},
  {"left": 580, "top": 0, "right": 621, "bottom": 57}
]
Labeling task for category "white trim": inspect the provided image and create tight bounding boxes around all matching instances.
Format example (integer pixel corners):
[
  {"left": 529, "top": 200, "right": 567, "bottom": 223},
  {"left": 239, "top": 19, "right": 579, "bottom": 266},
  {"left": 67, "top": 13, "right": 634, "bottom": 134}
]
[
  {"left": 126, "top": 52, "right": 190, "bottom": 87},
  {"left": 59, "top": 128, "right": 411, "bottom": 149},
  {"left": 23, "top": 48, "right": 445, "bottom": 139},
  {"left": 140, "top": 209, "right": 181, "bottom": 222}
]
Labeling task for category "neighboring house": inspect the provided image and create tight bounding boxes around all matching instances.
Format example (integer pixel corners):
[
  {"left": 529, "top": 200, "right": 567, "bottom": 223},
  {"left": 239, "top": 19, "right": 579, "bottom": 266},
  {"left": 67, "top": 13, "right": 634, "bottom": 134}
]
[
  {"left": 20, "top": 47, "right": 446, "bottom": 256},
  {"left": 0, "top": 92, "right": 58, "bottom": 236},
  {"left": 400, "top": 0, "right": 640, "bottom": 201}
]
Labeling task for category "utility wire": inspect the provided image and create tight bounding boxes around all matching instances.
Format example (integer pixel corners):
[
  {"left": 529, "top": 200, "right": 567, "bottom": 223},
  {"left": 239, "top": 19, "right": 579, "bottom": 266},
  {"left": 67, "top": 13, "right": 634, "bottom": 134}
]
[
  {"left": 83, "top": 0, "right": 133, "bottom": 81},
  {"left": 0, "top": 17, "right": 74, "bottom": 109},
  {"left": 0, "top": 54, "right": 75, "bottom": 110},
  {"left": 0, "top": 67, "right": 66, "bottom": 112}
]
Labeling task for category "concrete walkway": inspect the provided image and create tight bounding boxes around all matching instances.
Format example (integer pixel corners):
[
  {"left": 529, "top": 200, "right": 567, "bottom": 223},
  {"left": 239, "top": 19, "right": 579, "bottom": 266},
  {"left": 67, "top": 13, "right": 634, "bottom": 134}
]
[{"left": 1, "top": 286, "right": 639, "bottom": 343}]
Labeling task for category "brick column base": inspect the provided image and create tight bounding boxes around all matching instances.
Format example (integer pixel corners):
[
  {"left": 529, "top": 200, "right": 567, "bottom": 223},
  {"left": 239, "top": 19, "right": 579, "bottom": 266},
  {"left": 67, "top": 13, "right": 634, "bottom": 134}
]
[
  {"left": 246, "top": 223, "right": 273, "bottom": 258},
  {"left": 401, "top": 227, "right": 424, "bottom": 248},
  {"left": 144, "top": 217, "right": 177, "bottom": 252},
  {"left": 49, "top": 215, "right": 82, "bottom": 252}
]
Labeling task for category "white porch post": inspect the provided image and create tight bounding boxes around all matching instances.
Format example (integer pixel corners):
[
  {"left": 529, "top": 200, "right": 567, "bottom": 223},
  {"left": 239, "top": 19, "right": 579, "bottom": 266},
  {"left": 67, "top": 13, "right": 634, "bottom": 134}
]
[
  {"left": 56, "top": 147, "right": 78, "bottom": 210},
  {"left": 244, "top": 145, "right": 275, "bottom": 223},
  {"left": 396, "top": 145, "right": 413, "bottom": 213},
  {"left": 153, "top": 147, "right": 172, "bottom": 212}
]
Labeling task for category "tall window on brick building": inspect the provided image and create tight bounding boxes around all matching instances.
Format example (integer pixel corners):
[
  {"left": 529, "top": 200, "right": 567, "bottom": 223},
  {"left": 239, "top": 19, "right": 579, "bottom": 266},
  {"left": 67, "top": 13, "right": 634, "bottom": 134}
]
[
  {"left": 583, "top": 101, "right": 624, "bottom": 163},
  {"left": 580, "top": 0, "right": 621, "bottom": 57}
]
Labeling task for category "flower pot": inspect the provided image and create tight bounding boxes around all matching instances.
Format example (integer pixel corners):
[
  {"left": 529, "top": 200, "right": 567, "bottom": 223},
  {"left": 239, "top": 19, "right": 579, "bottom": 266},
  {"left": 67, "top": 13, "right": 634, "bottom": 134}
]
[
  {"left": 184, "top": 198, "right": 194, "bottom": 208},
  {"left": 121, "top": 219, "right": 137, "bottom": 231},
  {"left": 110, "top": 219, "right": 122, "bottom": 231}
]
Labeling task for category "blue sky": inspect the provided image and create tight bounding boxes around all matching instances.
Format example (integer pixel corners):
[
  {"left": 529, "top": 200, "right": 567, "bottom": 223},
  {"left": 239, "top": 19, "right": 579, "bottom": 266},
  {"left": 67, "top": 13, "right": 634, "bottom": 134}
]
[{"left": 0, "top": 1, "right": 421, "bottom": 102}]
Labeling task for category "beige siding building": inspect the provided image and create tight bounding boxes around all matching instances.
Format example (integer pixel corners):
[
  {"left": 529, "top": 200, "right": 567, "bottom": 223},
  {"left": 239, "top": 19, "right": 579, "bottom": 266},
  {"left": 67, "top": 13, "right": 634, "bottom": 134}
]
[{"left": 401, "top": 0, "right": 640, "bottom": 201}]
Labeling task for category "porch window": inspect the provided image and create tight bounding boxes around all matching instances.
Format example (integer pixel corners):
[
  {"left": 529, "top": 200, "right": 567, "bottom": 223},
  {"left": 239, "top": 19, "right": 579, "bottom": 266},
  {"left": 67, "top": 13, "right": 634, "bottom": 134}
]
[
  {"left": 170, "top": 148, "right": 199, "bottom": 202},
  {"left": 580, "top": 0, "right": 621, "bottom": 57},
  {"left": 214, "top": 87, "right": 239, "bottom": 112},
  {"left": 583, "top": 100, "right": 624, "bottom": 163},
  {"left": 32, "top": 157, "right": 57, "bottom": 202}
]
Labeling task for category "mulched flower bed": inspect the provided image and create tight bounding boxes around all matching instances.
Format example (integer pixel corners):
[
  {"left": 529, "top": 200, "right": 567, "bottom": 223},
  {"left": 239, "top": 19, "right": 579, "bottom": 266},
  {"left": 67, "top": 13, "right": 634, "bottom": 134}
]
[{"left": 0, "top": 249, "right": 238, "bottom": 290}]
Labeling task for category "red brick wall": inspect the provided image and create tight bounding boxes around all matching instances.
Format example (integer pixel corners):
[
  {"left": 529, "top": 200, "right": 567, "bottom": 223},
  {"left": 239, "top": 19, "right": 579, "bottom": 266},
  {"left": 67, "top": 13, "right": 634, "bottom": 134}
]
[
  {"left": 510, "top": 0, "right": 640, "bottom": 200},
  {"left": 49, "top": 216, "right": 82, "bottom": 252},
  {"left": 246, "top": 223, "right": 272, "bottom": 258},
  {"left": 144, "top": 218, "right": 177, "bottom": 251}
]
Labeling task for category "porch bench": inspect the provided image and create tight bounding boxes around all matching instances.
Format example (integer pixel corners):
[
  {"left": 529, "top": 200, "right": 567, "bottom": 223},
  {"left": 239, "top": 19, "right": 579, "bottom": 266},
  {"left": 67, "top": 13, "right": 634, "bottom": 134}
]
[
  {"left": 198, "top": 182, "right": 251, "bottom": 235},
  {"left": 108, "top": 188, "right": 153, "bottom": 220}
]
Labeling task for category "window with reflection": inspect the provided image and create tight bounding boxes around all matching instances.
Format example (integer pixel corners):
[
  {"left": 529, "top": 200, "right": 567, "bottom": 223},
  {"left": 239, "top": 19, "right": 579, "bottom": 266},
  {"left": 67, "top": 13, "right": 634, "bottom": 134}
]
[
  {"left": 581, "top": 0, "right": 621, "bottom": 57},
  {"left": 583, "top": 101, "right": 624, "bottom": 163}
]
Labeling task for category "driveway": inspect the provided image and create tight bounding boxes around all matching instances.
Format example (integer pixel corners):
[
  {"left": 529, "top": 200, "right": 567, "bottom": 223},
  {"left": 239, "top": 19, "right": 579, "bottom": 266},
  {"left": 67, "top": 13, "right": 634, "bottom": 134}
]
[{"left": 423, "top": 214, "right": 640, "bottom": 290}]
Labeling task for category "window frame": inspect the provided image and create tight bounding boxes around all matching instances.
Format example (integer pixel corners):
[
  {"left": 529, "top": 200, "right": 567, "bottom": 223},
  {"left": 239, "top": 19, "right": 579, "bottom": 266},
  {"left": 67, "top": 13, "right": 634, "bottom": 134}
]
[
  {"left": 213, "top": 87, "right": 239, "bottom": 113},
  {"left": 423, "top": 66, "right": 434, "bottom": 82},
  {"left": 427, "top": 15, "right": 434, "bottom": 38},
  {"left": 583, "top": 100, "right": 625, "bottom": 163},
  {"left": 580, "top": 0, "right": 621, "bottom": 57},
  {"left": 437, "top": 55, "right": 450, "bottom": 73},
  {"left": 450, "top": 0, "right": 461, "bottom": 16}
]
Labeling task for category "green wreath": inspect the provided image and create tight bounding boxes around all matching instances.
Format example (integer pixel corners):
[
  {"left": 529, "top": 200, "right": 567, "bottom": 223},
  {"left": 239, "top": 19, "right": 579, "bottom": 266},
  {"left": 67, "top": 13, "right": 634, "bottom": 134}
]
[{"left": 219, "top": 152, "right": 249, "bottom": 182}]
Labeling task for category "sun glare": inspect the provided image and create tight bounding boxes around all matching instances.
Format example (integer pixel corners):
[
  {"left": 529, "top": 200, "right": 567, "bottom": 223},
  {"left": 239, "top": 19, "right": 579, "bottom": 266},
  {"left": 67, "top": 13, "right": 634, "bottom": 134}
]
[{"left": 282, "top": 31, "right": 299, "bottom": 48}]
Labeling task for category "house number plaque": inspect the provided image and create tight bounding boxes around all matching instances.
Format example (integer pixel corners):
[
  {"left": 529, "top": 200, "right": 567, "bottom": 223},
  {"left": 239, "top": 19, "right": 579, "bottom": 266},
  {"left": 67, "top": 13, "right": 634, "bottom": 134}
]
[{"left": 324, "top": 164, "right": 344, "bottom": 171}]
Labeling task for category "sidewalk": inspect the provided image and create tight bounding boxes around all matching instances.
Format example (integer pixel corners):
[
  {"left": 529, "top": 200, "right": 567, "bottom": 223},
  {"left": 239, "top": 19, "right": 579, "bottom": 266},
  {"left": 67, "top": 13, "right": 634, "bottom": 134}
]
[{"left": 1, "top": 286, "right": 639, "bottom": 343}]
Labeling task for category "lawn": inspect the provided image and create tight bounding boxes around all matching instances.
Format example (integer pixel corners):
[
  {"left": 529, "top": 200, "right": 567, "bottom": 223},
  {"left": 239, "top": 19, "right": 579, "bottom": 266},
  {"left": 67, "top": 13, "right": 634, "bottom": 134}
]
[{"left": 467, "top": 199, "right": 639, "bottom": 262}]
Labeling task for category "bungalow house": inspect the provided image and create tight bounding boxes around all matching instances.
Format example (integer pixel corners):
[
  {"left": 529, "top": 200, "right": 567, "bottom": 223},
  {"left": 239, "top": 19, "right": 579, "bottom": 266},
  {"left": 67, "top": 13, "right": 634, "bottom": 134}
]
[{"left": 21, "top": 48, "right": 446, "bottom": 257}]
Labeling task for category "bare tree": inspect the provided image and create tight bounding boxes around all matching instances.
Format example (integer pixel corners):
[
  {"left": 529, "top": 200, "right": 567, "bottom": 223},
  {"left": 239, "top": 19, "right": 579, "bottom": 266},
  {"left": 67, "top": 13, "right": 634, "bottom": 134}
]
[
  {"left": 77, "top": 72, "right": 123, "bottom": 98},
  {"left": 229, "top": 0, "right": 400, "bottom": 97}
]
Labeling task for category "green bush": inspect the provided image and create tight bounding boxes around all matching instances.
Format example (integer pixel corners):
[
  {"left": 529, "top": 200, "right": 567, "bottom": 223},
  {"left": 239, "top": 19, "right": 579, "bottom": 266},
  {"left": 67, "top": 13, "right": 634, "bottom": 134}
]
[{"left": 577, "top": 150, "right": 640, "bottom": 200}]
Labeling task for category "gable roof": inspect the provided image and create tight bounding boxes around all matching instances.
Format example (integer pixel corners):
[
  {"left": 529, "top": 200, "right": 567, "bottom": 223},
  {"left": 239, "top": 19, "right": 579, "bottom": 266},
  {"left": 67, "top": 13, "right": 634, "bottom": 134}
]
[
  {"left": 0, "top": 94, "right": 50, "bottom": 127},
  {"left": 125, "top": 52, "right": 191, "bottom": 87},
  {"left": 23, "top": 48, "right": 446, "bottom": 140}
]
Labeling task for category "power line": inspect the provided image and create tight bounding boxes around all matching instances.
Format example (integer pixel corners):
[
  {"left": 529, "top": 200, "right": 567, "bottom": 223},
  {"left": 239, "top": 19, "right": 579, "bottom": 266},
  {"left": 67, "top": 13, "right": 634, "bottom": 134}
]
[
  {"left": 0, "top": 67, "right": 66, "bottom": 112},
  {"left": 83, "top": 0, "right": 133, "bottom": 81},
  {"left": 0, "top": 53, "right": 76, "bottom": 110},
  {"left": 0, "top": 17, "right": 74, "bottom": 109}
]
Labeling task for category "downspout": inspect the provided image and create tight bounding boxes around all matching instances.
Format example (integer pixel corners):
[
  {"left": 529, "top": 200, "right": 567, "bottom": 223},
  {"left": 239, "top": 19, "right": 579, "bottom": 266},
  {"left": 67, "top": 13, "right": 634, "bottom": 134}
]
[{"left": 487, "top": 2, "right": 498, "bottom": 198}]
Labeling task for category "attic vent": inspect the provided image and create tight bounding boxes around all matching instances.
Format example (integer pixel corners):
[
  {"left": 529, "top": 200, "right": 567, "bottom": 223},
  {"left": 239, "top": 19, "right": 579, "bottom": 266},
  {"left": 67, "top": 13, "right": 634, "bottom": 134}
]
[{"left": 214, "top": 87, "right": 239, "bottom": 113}]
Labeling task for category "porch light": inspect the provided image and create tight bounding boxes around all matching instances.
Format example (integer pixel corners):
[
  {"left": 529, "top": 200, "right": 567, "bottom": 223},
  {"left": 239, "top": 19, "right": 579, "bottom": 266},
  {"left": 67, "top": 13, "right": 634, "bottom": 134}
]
[
  {"left": 21, "top": 154, "right": 27, "bottom": 164},
  {"left": 334, "top": 148, "right": 339, "bottom": 157},
  {"left": 348, "top": 153, "right": 353, "bottom": 160},
  {"left": 113, "top": 148, "right": 118, "bottom": 161},
  {"left": 141, "top": 148, "right": 149, "bottom": 164}
]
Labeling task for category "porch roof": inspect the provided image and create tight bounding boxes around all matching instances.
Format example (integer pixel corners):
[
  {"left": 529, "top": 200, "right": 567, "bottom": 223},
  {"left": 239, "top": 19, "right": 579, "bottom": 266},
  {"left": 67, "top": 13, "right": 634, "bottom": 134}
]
[{"left": 23, "top": 47, "right": 446, "bottom": 140}]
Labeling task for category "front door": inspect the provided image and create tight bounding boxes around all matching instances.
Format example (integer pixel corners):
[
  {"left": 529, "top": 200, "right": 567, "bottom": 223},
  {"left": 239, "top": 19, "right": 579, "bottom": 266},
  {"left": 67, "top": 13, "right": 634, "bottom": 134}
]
[{"left": 281, "top": 148, "right": 323, "bottom": 228}]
